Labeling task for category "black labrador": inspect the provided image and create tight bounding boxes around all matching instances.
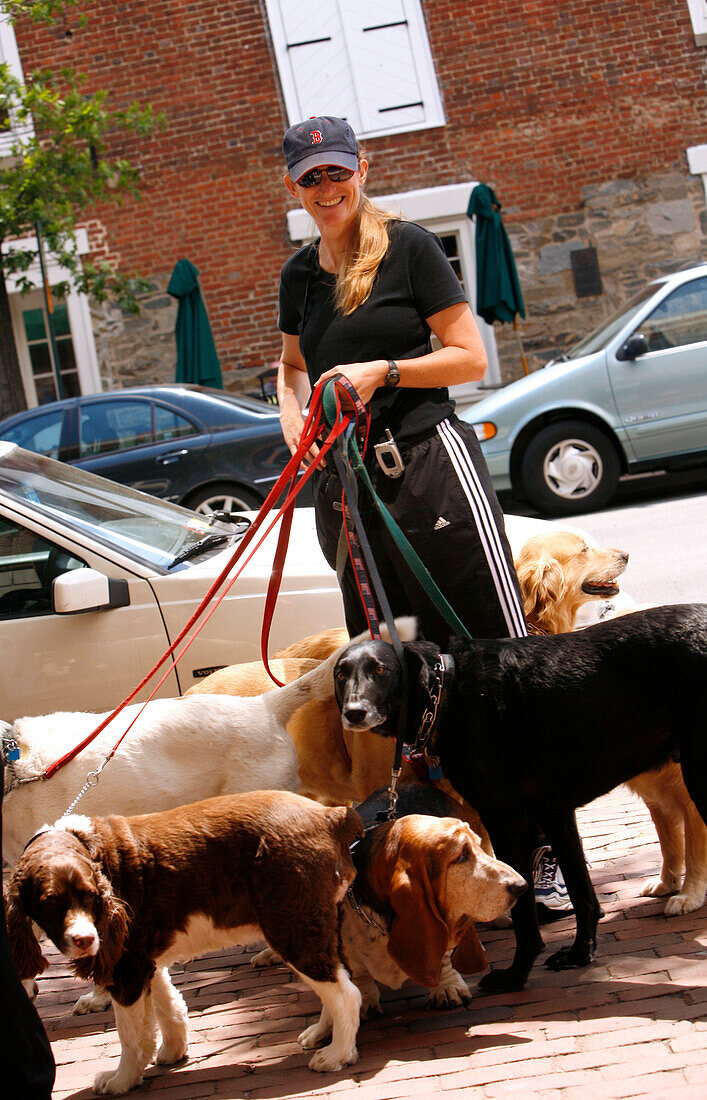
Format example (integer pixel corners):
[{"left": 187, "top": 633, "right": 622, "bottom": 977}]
[{"left": 333, "top": 603, "right": 707, "bottom": 992}]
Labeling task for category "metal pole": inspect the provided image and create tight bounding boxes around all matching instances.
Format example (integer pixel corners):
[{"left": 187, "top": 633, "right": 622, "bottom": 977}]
[{"left": 35, "top": 221, "right": 65, "bottom": 400}]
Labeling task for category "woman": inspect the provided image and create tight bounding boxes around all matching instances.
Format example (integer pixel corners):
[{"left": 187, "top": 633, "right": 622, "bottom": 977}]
[
  {"left": 277, "top": 115, "right": 568, "bottom": 912},
  {"left": 277, "top": 115, "right": 527, "bottom": 647}
]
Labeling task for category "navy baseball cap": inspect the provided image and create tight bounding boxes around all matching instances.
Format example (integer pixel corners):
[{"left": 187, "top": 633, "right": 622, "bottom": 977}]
[{"left": 283, "top": 116, "right": 359, "bottom": 182}]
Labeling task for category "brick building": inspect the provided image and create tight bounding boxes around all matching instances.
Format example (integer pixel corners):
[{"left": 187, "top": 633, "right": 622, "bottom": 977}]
[{"left": 3, "top": 0, "right": 707, "bottom": 408}]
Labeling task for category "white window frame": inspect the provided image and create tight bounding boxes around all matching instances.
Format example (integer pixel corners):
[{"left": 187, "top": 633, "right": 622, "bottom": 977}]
[
  {"left": 0, "top": 8, "right": 34, "bottom": 157},
  {"left": 686, "top": 0, "right": 707, "bottom": 45},
  {"left": 4, "top": 229, "right": 102, "bottom": 406},
  {"left": 264, "top": 0, "right": 445, "bottom": 140},
  {"left": 286, "top": 181, "right": 502, "bottom": 400},
  {"left": 687, "top": 143, "right": 707, "bottom": 206}
]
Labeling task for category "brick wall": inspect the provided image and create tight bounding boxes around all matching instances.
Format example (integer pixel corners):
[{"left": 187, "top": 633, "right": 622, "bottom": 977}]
[{"left": 13, "top": 0, "right": 707, "bottom": 387}]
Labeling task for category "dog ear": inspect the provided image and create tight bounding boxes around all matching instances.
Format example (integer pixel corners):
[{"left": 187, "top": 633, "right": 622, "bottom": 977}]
[
  {"left": 516, "top": 549, "right": 566, "bottom": 620},
  {"left": 5, "top": 871, "right": 48, "bottom": 981},
  {"left": 90, "top": 869, "right": 129, "bottom": 988},
  {"left": 451, "top": 924, "right": 489, "bottom": 975},
  {"left": 385, "top": 855, "right": 449, "bottom": 989}
]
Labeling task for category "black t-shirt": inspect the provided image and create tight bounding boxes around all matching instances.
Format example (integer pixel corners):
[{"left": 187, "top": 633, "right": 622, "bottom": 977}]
[{"left": 278, "top": 220, "right": 468, "bottom": 444}]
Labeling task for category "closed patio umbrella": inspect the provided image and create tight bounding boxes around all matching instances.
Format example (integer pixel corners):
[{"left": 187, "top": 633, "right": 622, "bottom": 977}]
[
  {"left": 167, "top": 258, "right": 223, "bottom": 389},
  {"left": 467, "top": 184, "right": 529, "bottom": 373}
]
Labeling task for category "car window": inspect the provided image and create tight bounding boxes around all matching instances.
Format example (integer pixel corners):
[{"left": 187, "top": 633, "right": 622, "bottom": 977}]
[
  {"left": 637, "top": 276, "right": 707, "bottom": 352},
  {"left": 567, "top": 284, "right": 656, "bottom": 360},
  {"left": 154, "top": 404, "right": 197, "bottom": 442},
  {"left": 0, "top": 408, "right": 65, "bottom": 459},
  {"left": 80, "top": 400, "right": 153, "bottom": 457},
  {"left": 0, "top": 517, "right": 86, "bottom": 619},
  {"left": 0, "top": 445, "right": 216, "bottom": 571}
]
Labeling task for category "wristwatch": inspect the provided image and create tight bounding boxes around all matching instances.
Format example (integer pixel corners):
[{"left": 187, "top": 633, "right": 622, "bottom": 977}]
[{"left": 384, "top": 359, "right": 400, "bottom": 388}]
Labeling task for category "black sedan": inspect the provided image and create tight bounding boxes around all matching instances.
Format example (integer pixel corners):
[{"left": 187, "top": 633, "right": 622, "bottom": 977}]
[{"left": 0, "top": 385, "right": 295, "bottom": 513}]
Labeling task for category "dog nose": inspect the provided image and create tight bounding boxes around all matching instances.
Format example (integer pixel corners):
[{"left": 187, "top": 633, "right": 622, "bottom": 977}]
[
  {"left": 510, "top": 881, "right": 528, "bottom": 898},
  {"left": 71, "top": 933, "right": 95, "bottom": 951},
  {"left": 343, "top": 706, "right": 368, "bottom": 728}
]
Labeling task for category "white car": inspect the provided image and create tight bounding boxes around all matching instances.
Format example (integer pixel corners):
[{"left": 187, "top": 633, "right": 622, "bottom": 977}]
[{"left": 0, "top": 442, "right": 616, "bottom": 719}]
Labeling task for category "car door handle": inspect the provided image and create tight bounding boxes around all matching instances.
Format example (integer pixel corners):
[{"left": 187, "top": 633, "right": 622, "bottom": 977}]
[{"left": 158, "top": 449, "right": 189, "bottom": 465}]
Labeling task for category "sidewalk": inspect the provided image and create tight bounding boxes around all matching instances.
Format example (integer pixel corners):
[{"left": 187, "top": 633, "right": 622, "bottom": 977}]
[{"left": 35, "top": 786, "right": 707, "bottom": 1099}]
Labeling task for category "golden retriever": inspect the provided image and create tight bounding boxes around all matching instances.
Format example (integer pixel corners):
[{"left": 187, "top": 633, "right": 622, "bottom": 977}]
[
  {"left": 514, "top": 529, "right": 628, "bottom": 634},
  {"left": 516, "top": 531, "right": 706, "bottom": 916}
]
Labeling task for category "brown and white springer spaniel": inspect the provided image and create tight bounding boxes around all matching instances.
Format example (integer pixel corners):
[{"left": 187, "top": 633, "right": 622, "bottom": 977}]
[{"left": 6, "top": 791, "right": 363, "bottom": 1095}]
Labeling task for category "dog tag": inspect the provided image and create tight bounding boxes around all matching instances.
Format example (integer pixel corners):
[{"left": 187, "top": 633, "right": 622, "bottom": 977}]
[{"left": 428, "top": 764, "right": 443, "bottom": 781}]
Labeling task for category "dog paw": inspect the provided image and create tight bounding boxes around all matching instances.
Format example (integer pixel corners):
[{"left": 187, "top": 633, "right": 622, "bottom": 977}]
[
  {"left": 308, "top": 1042, "right": 359, "bottom": 1073},
  {"left": 663, "top": 892, "right": 706, "bottom": 916},
  {"left": 479, "top": 966, "right": 529, "bottom": 994},
  {"left": 298, "top": 1022, "right": 327, "bottom": 1050},
  {"left": 251, "top": 946, "right": 282, "bottom": 968},
  {"left": 155, "top": 1040, "right": 188, "bottom": 1065},
  {"left": 73, "top": 989, "right": 111, "bottom": 1015},
  {"left": 544, "top": 944, "right": 594, "bottom": 970},
  {"left": 93, "top": 1068, "right": 142, "bottom": 1095},
  {"left": 360, "top": 994, "right": 382, "bottom": 1019},
  {"left": 640, "top": 875, "right": 679, "bottom": 898},
  {"left": 426, "top": 983, "right": 472, "bottom": 1009}
]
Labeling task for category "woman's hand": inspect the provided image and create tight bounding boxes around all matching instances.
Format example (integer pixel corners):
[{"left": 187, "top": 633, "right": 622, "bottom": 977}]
[{"left": 317, "top": 360, "right": 389, "bottom": 406}]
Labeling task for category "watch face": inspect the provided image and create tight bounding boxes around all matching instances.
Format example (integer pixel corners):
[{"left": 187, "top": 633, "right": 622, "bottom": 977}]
[{"left": 385, "top": 362, "right": 400, "bottom": 387}]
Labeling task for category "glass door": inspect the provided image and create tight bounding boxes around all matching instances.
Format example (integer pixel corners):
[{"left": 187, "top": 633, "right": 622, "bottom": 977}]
[{"left": 21, "top": 298, "right": 81, "bottom": 404}]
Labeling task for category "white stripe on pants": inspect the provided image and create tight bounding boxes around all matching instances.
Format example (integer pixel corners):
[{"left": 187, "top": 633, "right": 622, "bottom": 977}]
[{"left": 437, "top": 419, "right": 528, "bottom": 638}]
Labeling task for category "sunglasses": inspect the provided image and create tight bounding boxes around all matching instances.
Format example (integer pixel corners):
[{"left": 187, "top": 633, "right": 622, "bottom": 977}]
[{"left": 297, "top": 166, "right": 355, "bottom": 188}]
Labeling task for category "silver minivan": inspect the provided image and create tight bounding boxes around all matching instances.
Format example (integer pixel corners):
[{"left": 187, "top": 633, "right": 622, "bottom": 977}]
[{"left": 461, "top": 263, "right": 707, "bottom": 514}]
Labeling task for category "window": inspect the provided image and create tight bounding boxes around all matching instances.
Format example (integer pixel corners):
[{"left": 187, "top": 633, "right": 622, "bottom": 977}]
[
  {"left": 265, "top": 0, "right": 445, "bottom": 138},
  {"left": 0, "top": 518, "right": 85, "bottom": 619},
  {"left": 0, "top": 407, "right": 66, "bottom": 459},
  {"left": 79, "top": 400, "right": 154, "bottom": 457},
  {"left": 154, "top": 405, "right": 197, "bottom": 443},
  {"left": 0, "top": 10, "right": 34, "bottom": 157},
  {"left": 686, "top": 0, "right": 707, "bottom": 45},
  {"left": 22, "top": 302, "right": 80, "bottom": 404},
  {"left": 638, "top": 276, "right": 707, "bottom": 352}
]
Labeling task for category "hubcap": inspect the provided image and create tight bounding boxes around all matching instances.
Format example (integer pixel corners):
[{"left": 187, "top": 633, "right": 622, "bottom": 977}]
[
  {"left": 543, "top": 439, "right": 603, "bottom": 499},
  {"left": 194, "top": 492, "right": 251, "bottom": 515}
]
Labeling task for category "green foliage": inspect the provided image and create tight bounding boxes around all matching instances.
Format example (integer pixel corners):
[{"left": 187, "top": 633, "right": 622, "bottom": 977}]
[{"left": 0, "top": 1, "right": 162, "bottom": 314}]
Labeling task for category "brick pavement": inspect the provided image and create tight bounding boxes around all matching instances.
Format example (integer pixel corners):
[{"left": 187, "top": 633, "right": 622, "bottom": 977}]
[{"left": 28, "top": 787, "right": 707, "bottom": 1098}]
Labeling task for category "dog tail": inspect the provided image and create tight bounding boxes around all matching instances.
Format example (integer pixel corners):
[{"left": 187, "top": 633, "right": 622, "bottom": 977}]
[{"left": 265, "top": 616, "right": 417, "bottom": 726}]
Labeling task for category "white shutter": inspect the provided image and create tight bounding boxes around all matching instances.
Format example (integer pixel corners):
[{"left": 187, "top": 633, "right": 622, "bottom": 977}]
[{"left": 265, "top": 0, "right": 445, "bottom": 139}]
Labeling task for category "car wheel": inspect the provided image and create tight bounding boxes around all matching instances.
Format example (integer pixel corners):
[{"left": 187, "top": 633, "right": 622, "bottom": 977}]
[
  {"left": 184, "top": 482, "right": 262, "bottom": 516},
  {"left": 521, "top": 421, "right": 620, "bottom": 516}
]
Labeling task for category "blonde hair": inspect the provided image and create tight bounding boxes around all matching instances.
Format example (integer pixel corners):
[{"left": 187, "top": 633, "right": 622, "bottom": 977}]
[{"left": 335, "top": 185, "right": 400, "bottom": 316}]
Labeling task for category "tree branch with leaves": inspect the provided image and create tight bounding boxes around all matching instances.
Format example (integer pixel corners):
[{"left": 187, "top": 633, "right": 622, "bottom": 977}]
[{"left": 0, "top": 0, "right": 162, "bottom": 414}]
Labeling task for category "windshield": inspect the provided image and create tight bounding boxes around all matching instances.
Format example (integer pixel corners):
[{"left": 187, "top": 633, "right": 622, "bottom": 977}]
[
  {"left": 566, "top": 283, "right": 659, "bottom": 360},
  {"left": 0, "top": 444, "right": 214, "bottom": 571}
]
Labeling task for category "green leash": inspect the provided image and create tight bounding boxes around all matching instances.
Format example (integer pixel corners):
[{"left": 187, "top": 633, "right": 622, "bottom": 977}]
[{"left": 321, "top": 381, "right": 472, "bottom": 640}]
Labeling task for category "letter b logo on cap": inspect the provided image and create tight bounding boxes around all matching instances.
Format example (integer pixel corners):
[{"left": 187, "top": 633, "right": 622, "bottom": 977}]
[{"left": 310, "top": 129, "right": 323, "bottom": 144}]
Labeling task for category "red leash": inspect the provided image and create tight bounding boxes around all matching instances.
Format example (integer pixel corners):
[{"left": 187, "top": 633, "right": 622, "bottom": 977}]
[{"left": 43, "top": 377, "right": 364, "bottom": 782}]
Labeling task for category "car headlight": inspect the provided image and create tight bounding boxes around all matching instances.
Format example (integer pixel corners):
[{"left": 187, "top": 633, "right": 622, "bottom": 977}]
[{"left": 473, "top": 422, "right": 497, "bottom": 442}]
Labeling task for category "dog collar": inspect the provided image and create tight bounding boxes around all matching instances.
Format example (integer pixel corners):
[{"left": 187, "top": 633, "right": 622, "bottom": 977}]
[{"left": 408, "top": 652, "right": 454, "bottom": 759}]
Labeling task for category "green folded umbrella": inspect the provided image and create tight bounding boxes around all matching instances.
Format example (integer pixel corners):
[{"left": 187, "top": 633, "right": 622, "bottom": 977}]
[
  {"left": 167, "top": 258, "right": 223, "bottom": 389},
  {"left": 467, "top": 184, "right": 525, "bottom": 326}
]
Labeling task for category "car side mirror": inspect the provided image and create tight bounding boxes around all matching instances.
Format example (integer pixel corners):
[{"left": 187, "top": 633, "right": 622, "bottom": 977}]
[
  {"left": 616, "top": 333, "right": 649, "bottom": 361},
  {"left": 52, "top": 569, "right": 130, "bottom": 614}
]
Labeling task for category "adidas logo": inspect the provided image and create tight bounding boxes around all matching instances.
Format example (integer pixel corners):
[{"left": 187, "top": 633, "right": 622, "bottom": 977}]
[{"left": 433, "top": 516, "right": 450, "bottom": 531}]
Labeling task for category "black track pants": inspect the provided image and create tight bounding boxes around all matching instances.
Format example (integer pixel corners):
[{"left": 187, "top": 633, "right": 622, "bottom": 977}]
[{"left": 314, "top": 416, "right": 528, "bottom": 646}]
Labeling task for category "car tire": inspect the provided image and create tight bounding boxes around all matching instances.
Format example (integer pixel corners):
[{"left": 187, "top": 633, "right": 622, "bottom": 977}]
[
  {"left": 521, "top": 421, "right": 620, "bottom": 516},
  {"left": 184, "top": 482, "right": 263, "bottom": 516}
]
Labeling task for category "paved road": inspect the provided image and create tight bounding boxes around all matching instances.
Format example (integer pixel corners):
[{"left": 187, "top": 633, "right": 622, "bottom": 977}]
[{"left": 503, "top": 468, "right": 707, "bottom": 606}]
